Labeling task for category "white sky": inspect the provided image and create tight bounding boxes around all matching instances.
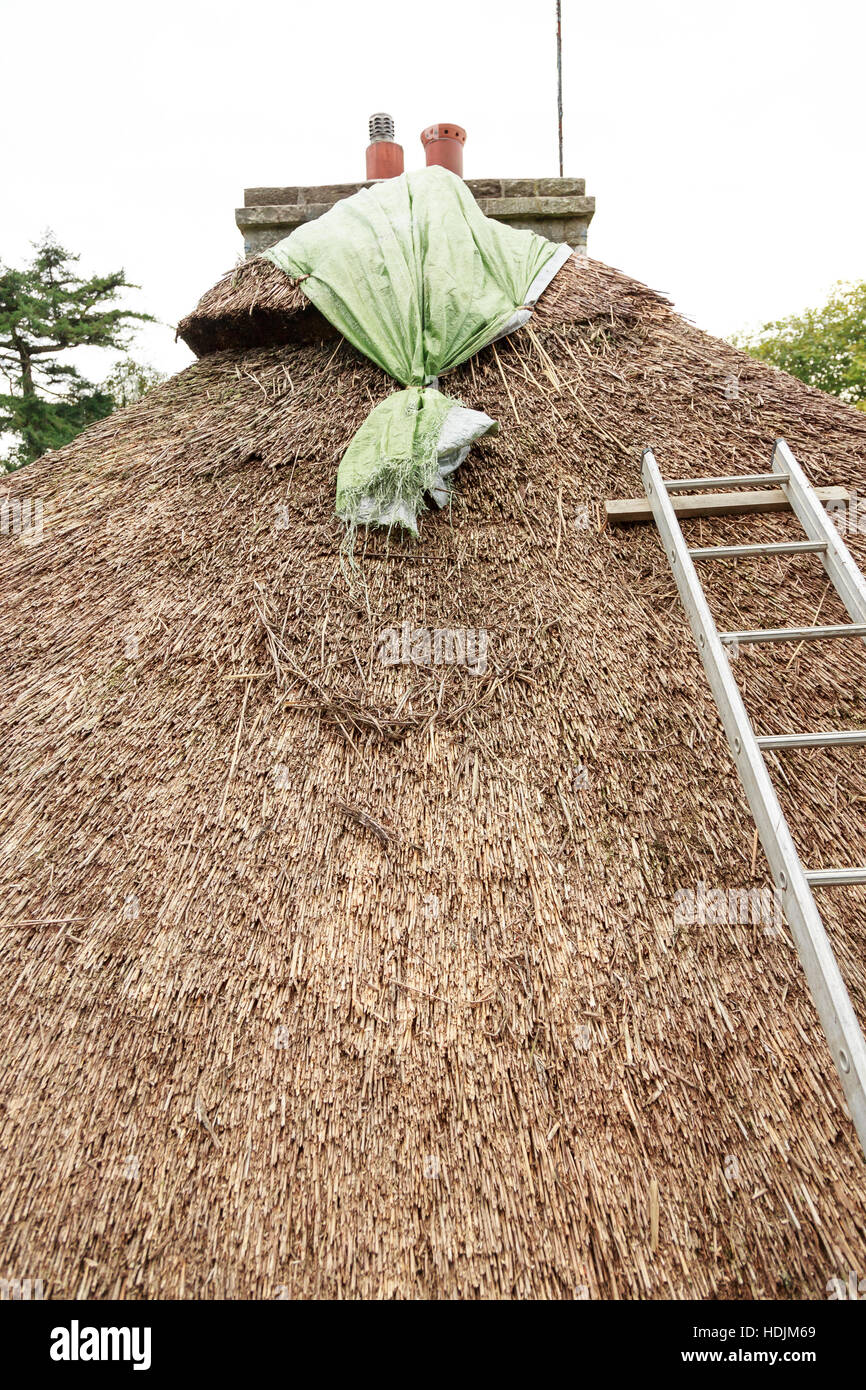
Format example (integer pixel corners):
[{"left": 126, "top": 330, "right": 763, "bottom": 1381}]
[{"left": 3, "top": 0, "right": 864, "bottom": 382}]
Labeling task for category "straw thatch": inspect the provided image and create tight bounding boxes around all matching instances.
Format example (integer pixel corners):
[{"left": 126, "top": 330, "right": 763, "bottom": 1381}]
[
  {"left": 2, "top": 253, "right": 866, "bottom": 1301},
  {"left": 178, "top": 256, "right": 331, "bottom": 357}
]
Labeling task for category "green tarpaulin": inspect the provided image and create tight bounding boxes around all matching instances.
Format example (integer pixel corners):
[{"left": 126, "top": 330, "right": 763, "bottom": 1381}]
[{"left": 264, "top": 165, "right": 571, "bottom": 534}]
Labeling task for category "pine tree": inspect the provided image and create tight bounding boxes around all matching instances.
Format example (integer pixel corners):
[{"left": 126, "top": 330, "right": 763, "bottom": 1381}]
[{"left": 0, "top": 234, "right": 155, "bottom": 469}]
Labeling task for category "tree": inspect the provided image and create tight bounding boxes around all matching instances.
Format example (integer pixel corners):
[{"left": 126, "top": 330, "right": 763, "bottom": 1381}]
[
  {"left": 102, "top": 356, "right": 166, "bottom": 408},
  {"left": 734, "top": 281, "right": 866, "bottom": 411},
  {"left": 0, "top": 234, "right": 155, "bottom": 469}
]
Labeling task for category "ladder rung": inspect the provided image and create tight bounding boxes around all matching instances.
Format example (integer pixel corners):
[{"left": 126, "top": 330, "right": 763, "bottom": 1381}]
[
  {"left": 665, "top": 473, "right": 790, "bottom": 492},
  {"left": 690, "top": 540, "right": 828, "bottom": 560},
  {"left": 806, "top": 868, "right": 866, "bottom": 887},
  {"left": 721, "top": 623, "right": 866, "bottom": 646},
  {"left": 758, "top": 730, "right": 866, "bottom": 750}
]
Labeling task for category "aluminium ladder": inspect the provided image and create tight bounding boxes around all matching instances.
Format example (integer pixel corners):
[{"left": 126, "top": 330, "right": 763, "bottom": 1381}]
[{"left": 642, "top": 438, "right": 866, "bottom": 1156}]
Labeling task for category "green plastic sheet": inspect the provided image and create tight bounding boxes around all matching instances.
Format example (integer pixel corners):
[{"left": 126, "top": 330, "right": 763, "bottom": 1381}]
[{"left": 264, "top": 166, "right": 570, "bottom": 533}]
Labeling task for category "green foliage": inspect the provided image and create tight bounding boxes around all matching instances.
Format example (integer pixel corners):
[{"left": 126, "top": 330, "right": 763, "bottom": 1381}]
[
  {"left": 102, "top": 356, "right": 166, "bottom": 408},
  {"left": 1, "top": 378, "right": 116, "bottom": 471},
  {"left": 0, "top": 234, "right": 156, "bottom": 469},
  {"left": 734, "top": 281, "right": 866, "bottom": 411}
]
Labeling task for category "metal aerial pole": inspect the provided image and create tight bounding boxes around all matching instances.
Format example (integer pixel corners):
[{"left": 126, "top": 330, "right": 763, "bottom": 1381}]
[{"left": 556, "top": 1, "right": 564, "bottom": 177}]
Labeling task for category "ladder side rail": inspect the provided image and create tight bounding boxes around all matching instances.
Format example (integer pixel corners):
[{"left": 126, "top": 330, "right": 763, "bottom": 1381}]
[
  {"left": 643, "top": 447, "right": 866, "bottom": 1153},
  {"left": 774, "top": 438, "right": 866, "bottom": 637}
]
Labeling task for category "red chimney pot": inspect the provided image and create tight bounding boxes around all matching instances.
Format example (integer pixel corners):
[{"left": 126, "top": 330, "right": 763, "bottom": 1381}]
[{"left": 420, "top": 124, "right": 466, "bottom": 178}]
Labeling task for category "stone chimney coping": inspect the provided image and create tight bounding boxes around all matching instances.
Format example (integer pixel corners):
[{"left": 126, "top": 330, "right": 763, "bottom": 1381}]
[
  {"left": 236, "top": 178, "right": 595, "bottom": 257},
  {"left": 243, "top": 177, "right": 586, "bottom": 207}
]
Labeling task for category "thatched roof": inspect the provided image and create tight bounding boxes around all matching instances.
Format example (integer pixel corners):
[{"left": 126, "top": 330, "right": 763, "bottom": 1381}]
[
  {"left": 177, "top": 257, "right": 332, "bottom": 357},
  {"left": 2, "top": 253, "right": 866, "bottom": 1300}
]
